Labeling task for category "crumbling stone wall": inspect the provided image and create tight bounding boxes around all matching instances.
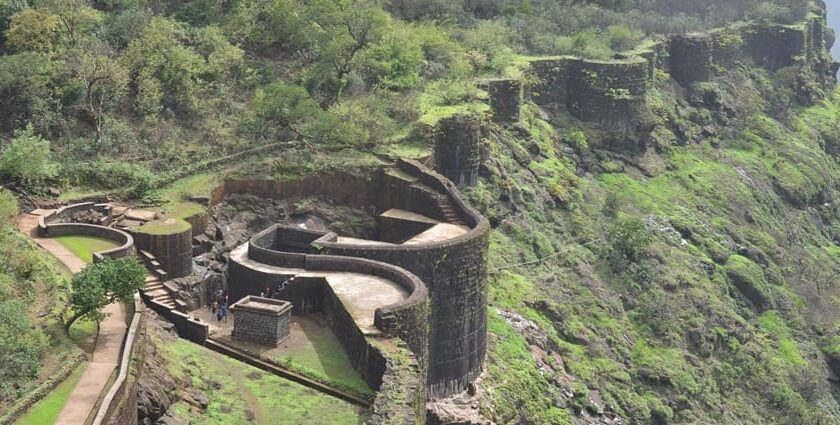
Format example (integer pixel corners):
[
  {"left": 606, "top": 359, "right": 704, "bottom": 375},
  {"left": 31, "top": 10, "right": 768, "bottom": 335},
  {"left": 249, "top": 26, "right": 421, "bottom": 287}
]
[
  {"left": 742, "top": 24, "right": 807, "bottom": 71},
  {"left": 567, "top": 58, "right": 649, "bottom": 133},
  {"left": 526, "top": 57, "right": 572, "bottom": 107},
  {"left": 434, "top": 115, "right": 482, "bottom": 187},
  {"left": 669, "top": 34, "right": 713, "bottom": 85},
  {"left": 132, "top": 228, "right": 193, "bottom": 278},
  {"left": 209, "top": 174, "right": 375, "bottom": 209},
  {"left": 486, "top": 79, "right": 523, "bottom": 123},
  {"left": 710, "top": 28, "right": 746, "bottom": 70}
]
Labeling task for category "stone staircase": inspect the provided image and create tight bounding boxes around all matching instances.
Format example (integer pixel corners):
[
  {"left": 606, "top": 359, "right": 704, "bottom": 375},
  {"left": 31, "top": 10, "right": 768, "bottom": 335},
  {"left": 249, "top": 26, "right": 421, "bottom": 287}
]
[
  {"left": 142, "top": 274, "right": 176, "bottom": 309},
  {"left": 137, "top": 249, "right": 187, "bottom": 311},
  {"left": 437, "top": 196, "right": 468, "bottom": 226}
]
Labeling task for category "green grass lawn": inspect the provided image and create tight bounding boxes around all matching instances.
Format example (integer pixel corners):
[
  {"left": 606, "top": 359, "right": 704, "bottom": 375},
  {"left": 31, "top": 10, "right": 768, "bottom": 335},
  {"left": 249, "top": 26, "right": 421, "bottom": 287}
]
[
  {"left": 271, "top": 318, "right": 373, "bottom": 397},
  {"left": 68, "top": 318, "right": 99, "bottom": 354},
  {"left": 155, "top": 172, "right": 219, "bottom": 219},
  {"left": 160, "top": 336, "right": 368, "bottom": 425},
  {"left": 53, "top": 235, "right": 120, "bottom": 264},
  {"left": 14, "top": 363, "right": 87, "bottom": 425}
]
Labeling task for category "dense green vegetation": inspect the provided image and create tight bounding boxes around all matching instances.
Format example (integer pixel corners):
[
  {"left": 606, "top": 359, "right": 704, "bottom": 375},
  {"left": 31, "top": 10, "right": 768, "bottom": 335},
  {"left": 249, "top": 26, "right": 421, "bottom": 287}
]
[
  {"left": 1, "top": 0, "right": 840, "bottom": 423},
  {"left": 0, "top": 0, "right": 812, "bottom": 201},
  {"left": 0, "top": 189, "right": 79, "bottom": 410}
]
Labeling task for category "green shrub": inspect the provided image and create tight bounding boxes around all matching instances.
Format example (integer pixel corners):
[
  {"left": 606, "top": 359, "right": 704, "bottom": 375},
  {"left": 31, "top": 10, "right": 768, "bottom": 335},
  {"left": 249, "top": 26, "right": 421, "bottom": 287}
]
[
  {"left": 0, "top": 189, "right": 16, "bottom": 221},
  {"left": 0, "top": 299, "right": 48, "bottom": 401},
  {"left": 0, "top": 123, "right": 57, "bottom": 186},
  {"left": 606, "top": 25, "right": 641, "bottom": 51}
]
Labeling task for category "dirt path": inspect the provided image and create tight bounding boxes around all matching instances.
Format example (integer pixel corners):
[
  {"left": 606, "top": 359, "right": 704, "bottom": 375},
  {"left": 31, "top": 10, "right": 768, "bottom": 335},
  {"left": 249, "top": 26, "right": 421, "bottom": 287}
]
[{"left": 17, "top": 211, "right": 128, "bottom": 425}]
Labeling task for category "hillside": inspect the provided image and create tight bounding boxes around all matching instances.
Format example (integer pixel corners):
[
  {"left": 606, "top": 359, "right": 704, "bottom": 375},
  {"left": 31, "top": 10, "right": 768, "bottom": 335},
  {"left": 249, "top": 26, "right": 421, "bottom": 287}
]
[{"left": 2, "top": 0, "right": 840, "bottom": 424}]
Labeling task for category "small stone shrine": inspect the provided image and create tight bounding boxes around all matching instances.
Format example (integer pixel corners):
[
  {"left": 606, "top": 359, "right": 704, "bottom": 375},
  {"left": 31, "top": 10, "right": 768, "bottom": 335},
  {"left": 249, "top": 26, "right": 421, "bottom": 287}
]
[{"left": 230, "top": 296, "right": 292, "bottom": 346}]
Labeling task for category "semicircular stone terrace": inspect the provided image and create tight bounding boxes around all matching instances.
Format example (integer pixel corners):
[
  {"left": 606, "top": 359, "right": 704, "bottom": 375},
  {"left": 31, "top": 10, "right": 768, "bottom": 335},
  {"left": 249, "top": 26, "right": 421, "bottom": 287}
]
[
  {"left": 215, "top": 159, "right": 490, "bottom": 398},
  {"left": 229, "top": 240, "right": 413, "bottom": 336},
  {"left": 37, "top": 202, "right": 135, "bottom": 261}
]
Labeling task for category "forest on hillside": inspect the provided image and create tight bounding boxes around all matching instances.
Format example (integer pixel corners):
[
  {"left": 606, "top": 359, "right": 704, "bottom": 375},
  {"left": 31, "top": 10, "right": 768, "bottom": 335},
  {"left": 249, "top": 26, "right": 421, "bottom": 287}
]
[{"left": 4, "top": 0, "right": 840, "bottom": 424}]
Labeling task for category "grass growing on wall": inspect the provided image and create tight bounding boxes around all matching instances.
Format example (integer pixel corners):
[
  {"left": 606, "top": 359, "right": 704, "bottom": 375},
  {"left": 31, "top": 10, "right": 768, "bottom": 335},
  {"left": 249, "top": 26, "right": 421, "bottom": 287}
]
[
  {"left": 53, "top": 235, "right": 120, "bottom": 264},
  {"left": 14, "top": 363, "right": 86, "bottom": 425}
]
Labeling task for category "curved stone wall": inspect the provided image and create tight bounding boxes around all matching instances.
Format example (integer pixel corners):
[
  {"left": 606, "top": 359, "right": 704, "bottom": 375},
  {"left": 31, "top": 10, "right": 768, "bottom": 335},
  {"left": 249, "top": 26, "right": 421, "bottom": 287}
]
[
  {"left": 38, "top": 213, "right": 134, "bottom": 261},
  {"left": 212, "top": 159, "right": 490, "bottom": 399},
  {"left": 316, "top": 160, "right": 489, "bottom": 398},
  {"left": 44, "top": 202, "right": 113, "bottom": 226},
  {"left": 131, "top": 227, "right": 193, "bottom": 278},
  {"left": 227, "top": 244, "right": 429, "bottom": 421}
]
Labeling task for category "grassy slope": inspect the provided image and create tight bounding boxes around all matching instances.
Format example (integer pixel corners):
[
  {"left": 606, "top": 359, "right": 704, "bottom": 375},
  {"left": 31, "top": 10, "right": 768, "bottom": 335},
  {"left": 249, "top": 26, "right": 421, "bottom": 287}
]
[
  {"left": 270, "top": 319, "right": 373, "bottom": 396},
  {"left": 463, "top": 79, "right": 840, "bottom": 423},
  {"left": 0, "top": 228, "right": 89, "bottom": 419},
  {"left": 159, "top": 336, "right": 368, "bottom": 424},
  {"left": 13, "top": 364, "right": 86, "bottom": 425}
]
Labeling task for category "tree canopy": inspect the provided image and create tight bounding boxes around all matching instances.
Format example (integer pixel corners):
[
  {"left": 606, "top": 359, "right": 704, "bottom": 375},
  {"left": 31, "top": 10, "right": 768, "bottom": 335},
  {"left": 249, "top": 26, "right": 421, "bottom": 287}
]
[{"left": 66, "top": 257, "right": 146, "bottom": 330}]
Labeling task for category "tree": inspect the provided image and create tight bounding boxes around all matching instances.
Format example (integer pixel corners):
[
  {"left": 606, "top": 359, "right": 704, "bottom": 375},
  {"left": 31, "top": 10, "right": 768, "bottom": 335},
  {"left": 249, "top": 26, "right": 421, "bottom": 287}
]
[
  {"left": 4, "top": 8, "right": 62, "bottom": 53},
  {"left": 0, "top": 52, "right": 58, "bottom": 132},
  {"left": 41, "top": 0, "right": 102, "bottom": 45},
  {"left": 306, "top": 0, "right": 389, "bottom": 98},
  {"left": 0, "top": 124, "right": 57, "bottom": 186},
  {"left": 67, "top": 41, "right": 128, "bottom": 146},
  {"left": 65, "top": 257, "right": 145, "bottom": 330}
]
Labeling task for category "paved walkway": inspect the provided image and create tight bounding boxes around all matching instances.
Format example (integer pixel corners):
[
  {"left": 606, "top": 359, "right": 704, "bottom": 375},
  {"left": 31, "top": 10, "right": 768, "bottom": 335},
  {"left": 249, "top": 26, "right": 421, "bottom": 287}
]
[{"left": 18, "top": 211, "right": 127, "bottom": 425}]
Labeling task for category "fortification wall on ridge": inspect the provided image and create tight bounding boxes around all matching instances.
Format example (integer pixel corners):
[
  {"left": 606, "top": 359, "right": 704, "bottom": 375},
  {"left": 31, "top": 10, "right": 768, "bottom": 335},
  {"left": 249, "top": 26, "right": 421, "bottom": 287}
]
[{"left": 509, "top": 9, "right": 835, "bottom": 127}]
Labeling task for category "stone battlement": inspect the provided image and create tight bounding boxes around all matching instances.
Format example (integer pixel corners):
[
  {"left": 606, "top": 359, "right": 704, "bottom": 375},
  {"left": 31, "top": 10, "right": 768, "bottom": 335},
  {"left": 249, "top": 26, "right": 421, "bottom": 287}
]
[{"left": 488, "top": 5, "right": 836, "bottom": 130}]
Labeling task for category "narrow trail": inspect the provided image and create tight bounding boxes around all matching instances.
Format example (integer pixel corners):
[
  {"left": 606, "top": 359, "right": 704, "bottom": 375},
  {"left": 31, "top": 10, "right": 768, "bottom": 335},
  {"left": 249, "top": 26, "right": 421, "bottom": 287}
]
[{"left": 17, "top": 211, "right": 128, "bottom": 425}]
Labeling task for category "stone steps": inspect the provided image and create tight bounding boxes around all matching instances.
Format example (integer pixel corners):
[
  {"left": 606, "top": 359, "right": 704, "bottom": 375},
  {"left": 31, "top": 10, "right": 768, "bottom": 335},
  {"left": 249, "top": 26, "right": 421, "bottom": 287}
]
[{"left": 437, "top": 198, "right": 467, "bottom": 226}]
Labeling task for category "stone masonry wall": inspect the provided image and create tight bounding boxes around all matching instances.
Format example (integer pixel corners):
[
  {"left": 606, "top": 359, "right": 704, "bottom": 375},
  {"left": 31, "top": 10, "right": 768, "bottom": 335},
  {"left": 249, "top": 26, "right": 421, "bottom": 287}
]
[
  {"left": 220, "top": 158, "right": 490, "bottom": 399},
  {"left": 318, "top": 159, "right": 490, "bottom": 398},
  {"left": 231, "top": 300, "right": 291, "bottom": 346},
  {"left": 132, "top": 227, "right": 193, "bottom": 278},
  {"left": 526, "top": 57, "right": 572, "bottom": 107},
  {"left": 567, "top": 58, "right": 649, "bottom": 133},
  {"left": 669, "top": 34, "right": 713, "bottom": 86},
  {"left": 434, "top": 114, "right": 482, "bottom": 188},
  {"left": 486, "top": 79, "right": 523, "bottom": 123}
]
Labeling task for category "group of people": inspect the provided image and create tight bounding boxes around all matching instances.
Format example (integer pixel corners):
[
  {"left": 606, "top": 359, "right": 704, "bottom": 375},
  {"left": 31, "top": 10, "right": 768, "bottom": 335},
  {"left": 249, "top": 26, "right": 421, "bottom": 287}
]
[
  {"left": 259, "top": 278, "right": 294, "bottom": 299},
  {"left": 209, "top": 289, "right": 228, "bottom": 323}
]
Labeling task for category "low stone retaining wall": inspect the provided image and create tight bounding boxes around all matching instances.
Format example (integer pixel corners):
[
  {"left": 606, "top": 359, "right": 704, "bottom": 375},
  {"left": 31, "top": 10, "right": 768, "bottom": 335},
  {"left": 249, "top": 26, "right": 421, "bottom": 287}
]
[
  {"left": 38, "top": 221, "right": 134, "bottom": 261},
  {"left": 43, "top": 202, "right": 112, "bottom": 226},
  {"left": 0, "top": 353, "right": 87, "bottom": 425},
  {"left": 141, "top": 295, "right": 208, "bottom": 343},
  {"left": 93, "top": 298, "right": 145, "bottom": 425}
]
